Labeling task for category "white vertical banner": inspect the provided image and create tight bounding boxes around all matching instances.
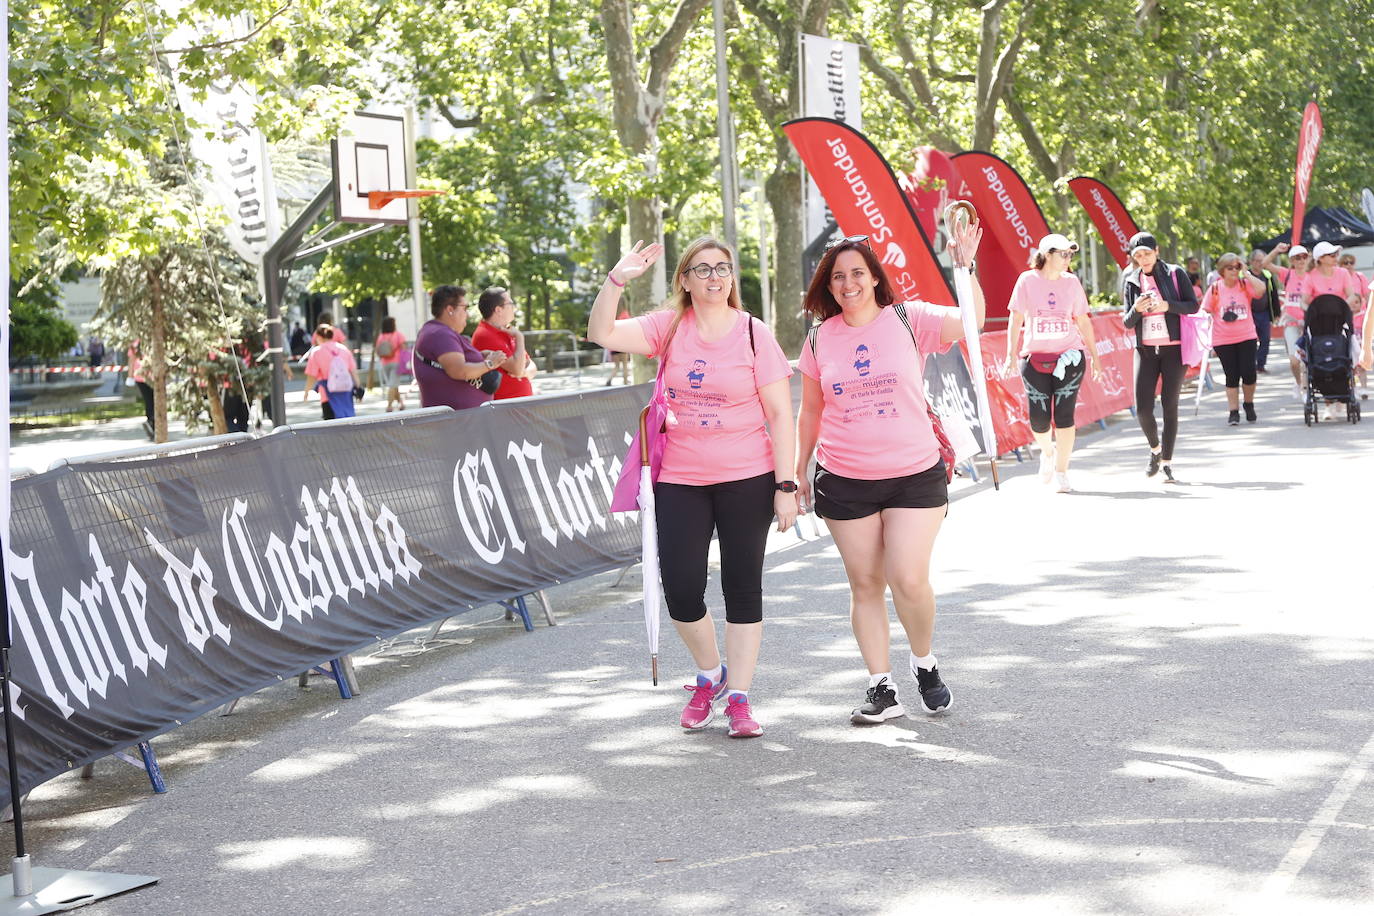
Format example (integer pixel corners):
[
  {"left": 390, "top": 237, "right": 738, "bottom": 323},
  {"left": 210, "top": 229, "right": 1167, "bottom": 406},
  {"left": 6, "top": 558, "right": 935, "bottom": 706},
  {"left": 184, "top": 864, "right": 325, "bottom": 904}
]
[
  {"left": 800, "top": 34, "right": 861, "bottom": 255},
  {"left": 166, "top": 15, "right": 279, "bottom": 264}
]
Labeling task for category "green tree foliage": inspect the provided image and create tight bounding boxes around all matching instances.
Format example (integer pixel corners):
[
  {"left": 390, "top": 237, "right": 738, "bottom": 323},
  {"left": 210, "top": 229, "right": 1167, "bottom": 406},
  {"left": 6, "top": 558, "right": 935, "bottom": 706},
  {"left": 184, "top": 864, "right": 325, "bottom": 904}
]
[{"left": 94, "top": 156, "right": 260, "bottom": 440}]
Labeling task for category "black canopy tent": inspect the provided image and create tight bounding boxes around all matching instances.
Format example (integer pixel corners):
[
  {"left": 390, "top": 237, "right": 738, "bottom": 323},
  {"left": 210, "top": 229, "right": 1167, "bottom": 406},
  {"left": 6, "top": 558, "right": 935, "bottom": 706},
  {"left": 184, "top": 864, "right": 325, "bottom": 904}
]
[{"left": 1257, "top": 206, "right": 1374, "bottom": 252}]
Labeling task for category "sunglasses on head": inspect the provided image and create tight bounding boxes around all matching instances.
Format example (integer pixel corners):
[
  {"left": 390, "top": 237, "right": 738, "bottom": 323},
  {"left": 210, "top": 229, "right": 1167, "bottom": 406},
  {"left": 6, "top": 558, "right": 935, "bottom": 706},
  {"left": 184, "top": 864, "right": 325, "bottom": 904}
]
[{"left": 825, "top": 235, "right": 873, "bottom": 252}]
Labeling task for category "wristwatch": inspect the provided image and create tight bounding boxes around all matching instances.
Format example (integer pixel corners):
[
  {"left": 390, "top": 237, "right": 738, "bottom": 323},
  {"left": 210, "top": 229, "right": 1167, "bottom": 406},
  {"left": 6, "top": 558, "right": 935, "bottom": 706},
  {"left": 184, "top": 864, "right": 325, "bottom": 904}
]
[{"left": 775, "top": 480, "right": 798, "bottom": 493}]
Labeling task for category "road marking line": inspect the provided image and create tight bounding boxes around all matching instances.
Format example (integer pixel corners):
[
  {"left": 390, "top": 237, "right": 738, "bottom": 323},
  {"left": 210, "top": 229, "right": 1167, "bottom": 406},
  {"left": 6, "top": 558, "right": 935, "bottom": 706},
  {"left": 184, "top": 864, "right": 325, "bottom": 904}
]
[{"left": 1260, "top": 727, "right": 1374, "bottom": 897}]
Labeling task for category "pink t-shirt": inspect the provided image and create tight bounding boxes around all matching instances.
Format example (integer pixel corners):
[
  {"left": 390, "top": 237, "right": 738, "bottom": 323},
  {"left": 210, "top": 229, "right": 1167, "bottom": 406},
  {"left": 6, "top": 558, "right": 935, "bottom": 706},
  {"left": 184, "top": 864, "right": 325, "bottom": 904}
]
[
  {"left": 305, "top": 340, "right": 356, "bottom": 380},
  {"left": 1138, "top": 274, "right": 1176, "bottom": 346},
  {"left": 637, "top": 308, "right": 792, "bottom": 486},
  {"left": 1301, "top": 268, "right": 1354, "bottom": 305},
  {"left": 1349, "top": 271, "right": 1369, "bottom": 331},
  {"left": 797, "top": 302, "right": 953, "bottom": 480},
  {"left": 375, "top": 330, "right": 406, "bottom": 365},
  {"left": 1201, "top": 279, "right": 1259, "bottom": 346},
  {"left": 1274, "top": 266, "right": 1308, "bottom": 323},
  {"left": 1009, "top": 270, "right": 1089, "bottom": 356}
]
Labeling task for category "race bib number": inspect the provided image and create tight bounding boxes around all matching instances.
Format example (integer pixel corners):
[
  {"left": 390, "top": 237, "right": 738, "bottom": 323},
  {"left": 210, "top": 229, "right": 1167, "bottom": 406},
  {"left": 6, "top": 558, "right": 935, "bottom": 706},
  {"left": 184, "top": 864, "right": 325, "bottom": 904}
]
[
  {"left": 1032, "top": 315, "right": 1071, "bottom": 338},
  {"left": 1142, "top": 314, "right": 1169, "bottom": 343}
]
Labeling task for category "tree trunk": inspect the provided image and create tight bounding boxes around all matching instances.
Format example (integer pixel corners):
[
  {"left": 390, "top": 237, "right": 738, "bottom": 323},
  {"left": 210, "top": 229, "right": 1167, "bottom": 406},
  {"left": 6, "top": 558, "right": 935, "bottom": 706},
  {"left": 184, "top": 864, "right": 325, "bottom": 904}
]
[
  {"left": 207, "top": 382, "right": 228, "bottom": 435},
  {"left": 627, "top": 190, "right": 665, "bottom": 383},
  {"left": 148, "top": 265, "right": 169, "bottom": 444},
  {"left": 766, "top": 155, "right": 806, "bottom": 354}
]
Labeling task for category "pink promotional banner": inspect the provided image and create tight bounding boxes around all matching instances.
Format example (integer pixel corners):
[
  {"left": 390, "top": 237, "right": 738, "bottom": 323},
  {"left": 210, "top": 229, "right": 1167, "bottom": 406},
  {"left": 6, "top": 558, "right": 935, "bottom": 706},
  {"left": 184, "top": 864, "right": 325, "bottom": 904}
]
[
  {"left": 1068, "top": 176, "right": 1140, "bottom": 268},
  {"left": 972, "top": 313, "right": 1136, "bottom": 453},
  {"left": 1292, "top": 102, "right": 1324, "bottom": 246},
  {"left": 951, "top": 151, "right": 1053, "bottom": 322},
  {"left": 783, "top": 117, "right": 955, "bottom": 307}
]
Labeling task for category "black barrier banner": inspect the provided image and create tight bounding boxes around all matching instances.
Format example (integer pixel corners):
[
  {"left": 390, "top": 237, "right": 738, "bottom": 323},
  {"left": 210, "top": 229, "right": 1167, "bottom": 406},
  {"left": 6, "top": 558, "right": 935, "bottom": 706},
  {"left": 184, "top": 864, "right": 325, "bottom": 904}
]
[
  {"left": 2, "top": 387, "right": 652, "bottom": 806},
  {"left": 923, "top": 349, "right": 985, "bottom": 458}
]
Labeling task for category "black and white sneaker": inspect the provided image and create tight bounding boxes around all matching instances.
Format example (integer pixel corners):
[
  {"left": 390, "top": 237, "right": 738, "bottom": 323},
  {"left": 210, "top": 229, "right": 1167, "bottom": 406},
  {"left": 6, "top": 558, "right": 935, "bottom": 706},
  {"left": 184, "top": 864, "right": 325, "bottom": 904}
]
[
  {"left": 850, "top": 678, "right": 905, "bottom": 724},
  {"left": 910, "top": 661, "right": 953, "bottom": 714},
  {"left": 1161, "top": 464, "right": 1178, "bottom": 484},
  {"left": 1146, "top": 451, "right": 1162, "bottom": 477}
]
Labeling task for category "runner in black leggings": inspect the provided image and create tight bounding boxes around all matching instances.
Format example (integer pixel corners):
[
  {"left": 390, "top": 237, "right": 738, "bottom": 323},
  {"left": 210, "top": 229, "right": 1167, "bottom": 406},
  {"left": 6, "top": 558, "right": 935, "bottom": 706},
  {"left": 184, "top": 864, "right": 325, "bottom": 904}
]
[{"left": 1121, "top": 232, "right": 1199, "bottom": 483}]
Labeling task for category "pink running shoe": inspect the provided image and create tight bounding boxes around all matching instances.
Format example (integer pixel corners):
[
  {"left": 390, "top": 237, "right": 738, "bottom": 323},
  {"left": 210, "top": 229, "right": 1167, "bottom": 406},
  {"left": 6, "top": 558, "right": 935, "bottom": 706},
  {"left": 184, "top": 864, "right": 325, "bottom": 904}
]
[
  {"left": 725, "top": 693, "right": 762, "bottom": 738},
  {"left": 680, "top": 665, "right": 728, "bottom": 730}
]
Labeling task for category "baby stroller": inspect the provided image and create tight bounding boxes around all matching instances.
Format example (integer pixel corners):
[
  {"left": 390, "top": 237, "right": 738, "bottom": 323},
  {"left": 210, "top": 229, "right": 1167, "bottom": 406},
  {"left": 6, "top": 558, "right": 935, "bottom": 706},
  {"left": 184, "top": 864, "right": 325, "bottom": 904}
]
[{"left": 1301, "top": 293, "right": 1361, "bottom": 426}]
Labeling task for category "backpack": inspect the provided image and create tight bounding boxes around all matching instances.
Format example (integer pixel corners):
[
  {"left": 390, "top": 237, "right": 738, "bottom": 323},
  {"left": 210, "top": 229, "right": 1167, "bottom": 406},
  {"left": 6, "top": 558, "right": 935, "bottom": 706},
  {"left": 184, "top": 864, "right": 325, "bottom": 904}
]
[
  {"left": 325, "top": 346, "right": 353, "bottom": 393},
  {"left": 376, "top": 336, "right": 395, "bottom": 358}
]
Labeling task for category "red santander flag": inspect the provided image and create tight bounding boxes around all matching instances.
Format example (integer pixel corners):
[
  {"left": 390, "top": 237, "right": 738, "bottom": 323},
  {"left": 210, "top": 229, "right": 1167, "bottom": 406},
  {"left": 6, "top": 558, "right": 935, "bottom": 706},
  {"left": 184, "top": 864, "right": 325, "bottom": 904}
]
[
  {"left": 783, "top": 118, "right": 954, "bottom": 307},
  {"left": 1068, "top": 176, "right": 1140, "bottom": 268},
  {"left": 1292, "top": 102, "right": 1324, "bottom": 246},
  {"left": 951, "top": 151, "right": 1052, "bottom": 321},
  {"left": 903, "top": 146, "right": 960, "bottom": 240}
]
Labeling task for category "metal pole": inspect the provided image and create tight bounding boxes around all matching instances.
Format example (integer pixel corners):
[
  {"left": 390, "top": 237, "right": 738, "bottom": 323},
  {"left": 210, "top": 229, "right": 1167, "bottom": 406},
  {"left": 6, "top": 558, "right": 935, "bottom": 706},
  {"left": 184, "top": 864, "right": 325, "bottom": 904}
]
[
  {"left": 405, "top": 106, "right": 426, "bottom": 339},
  {"left": 712, "top": 0, "right": 737, "bottom": 252}
]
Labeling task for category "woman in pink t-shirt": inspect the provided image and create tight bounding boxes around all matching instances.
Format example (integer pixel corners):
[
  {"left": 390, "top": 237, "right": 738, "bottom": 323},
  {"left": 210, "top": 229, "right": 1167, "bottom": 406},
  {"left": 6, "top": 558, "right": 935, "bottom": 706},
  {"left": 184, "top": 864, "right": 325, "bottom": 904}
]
[
  {"left": 1200, "top": 252, "right": 1266, "bottom": 425},
  {"left": 1001, "top": 233, "right": 1102, "bottom": 493},
  {"left": 373, "top": 316, "right": 408, "bottom": 412},
  {"left": 794, "top": 224, "right": 983, "bottom": 727},
  {"left": 587, "top": 236, "right": 796, "bottom": 739}
]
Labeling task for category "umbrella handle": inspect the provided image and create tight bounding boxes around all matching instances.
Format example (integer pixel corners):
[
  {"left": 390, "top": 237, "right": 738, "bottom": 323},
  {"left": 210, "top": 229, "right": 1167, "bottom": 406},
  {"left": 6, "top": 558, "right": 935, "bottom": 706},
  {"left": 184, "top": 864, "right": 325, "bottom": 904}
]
[
  {"left": 651, "top": 653, "right": 659, "bottom": 686},
  {"left": 944, "top": 199, "right": 979, "bottom": 234},
  {"left": 638, "top": 405, "right": 652, "bottom": 466}
]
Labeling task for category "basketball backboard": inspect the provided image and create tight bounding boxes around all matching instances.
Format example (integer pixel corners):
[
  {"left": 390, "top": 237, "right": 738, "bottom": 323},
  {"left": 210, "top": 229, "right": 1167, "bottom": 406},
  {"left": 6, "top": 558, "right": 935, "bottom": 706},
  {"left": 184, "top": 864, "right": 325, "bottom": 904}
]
[{"left": 332, "top": 111, "right": 409, "bottom": 225}]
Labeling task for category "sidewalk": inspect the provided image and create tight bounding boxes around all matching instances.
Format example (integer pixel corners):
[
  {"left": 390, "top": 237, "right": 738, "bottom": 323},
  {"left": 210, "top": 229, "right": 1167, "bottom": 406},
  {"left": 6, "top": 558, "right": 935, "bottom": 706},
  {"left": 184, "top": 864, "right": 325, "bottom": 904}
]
[{"left": 6, "top": 372, "right": 1373, "bottom": 915}]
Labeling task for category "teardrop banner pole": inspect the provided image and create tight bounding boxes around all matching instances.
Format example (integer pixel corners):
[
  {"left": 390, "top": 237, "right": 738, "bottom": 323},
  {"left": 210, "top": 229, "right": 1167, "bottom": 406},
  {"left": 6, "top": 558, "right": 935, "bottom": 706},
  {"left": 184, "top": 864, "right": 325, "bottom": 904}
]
[{"left": 945, "top": 200, "right": 1000, "bottom": 489}]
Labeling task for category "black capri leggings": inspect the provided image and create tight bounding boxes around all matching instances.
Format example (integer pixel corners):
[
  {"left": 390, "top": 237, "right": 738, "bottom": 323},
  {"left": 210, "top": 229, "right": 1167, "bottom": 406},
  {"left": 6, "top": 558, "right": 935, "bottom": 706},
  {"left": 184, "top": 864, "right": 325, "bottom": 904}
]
[
  {"left": 1136, "top": 345, "right": 1186, "bottom": 461},
  {"left": 1213, "top": 339, "right": 1258, "bottom": 388},
  {"left": 654, "top": 472, "right": 776, "bottom": 625},
  {"left": 1020, "top": 354, "right": 1087, "bottom": 433}
]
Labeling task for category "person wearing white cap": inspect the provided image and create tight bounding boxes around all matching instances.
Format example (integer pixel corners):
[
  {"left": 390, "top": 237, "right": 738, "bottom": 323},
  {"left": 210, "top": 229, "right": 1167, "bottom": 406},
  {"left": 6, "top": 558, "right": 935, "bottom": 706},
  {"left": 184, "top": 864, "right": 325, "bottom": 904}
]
[
  {"left": 1266, "top": 242, "right": 1313, "bottom": 391},
  {"left": 1121, "top": 231, "right": 1199, "bottom": 483},
  {"left": 1200, "top": 253, "right": 1267, "bottom": 424},
  {"left": 1302, "top": 241, "right": 1360, "bottom": 309},
  {"left": 1002, "top": 233, "right": 1102, "bottom": 492},
  {"left": 1339, "top": 252, "right": 1369, "bottom": 390}
]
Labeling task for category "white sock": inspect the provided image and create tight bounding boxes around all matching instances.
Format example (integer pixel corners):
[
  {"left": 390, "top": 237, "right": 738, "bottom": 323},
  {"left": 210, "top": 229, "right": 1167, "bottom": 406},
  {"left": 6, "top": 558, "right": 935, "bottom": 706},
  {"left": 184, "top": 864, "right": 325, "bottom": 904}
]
[
  {"left": 698, "top": 664, "right": 722, "bottom": 684},
  {"left": 868, "top": 672, "right": 892, "bottom": 687},
  {"left": 911, "top": 652, "right": 937, "bottom": 672},
  {"left": 728, "top": 690, "right": 748, "bottom": 703}
]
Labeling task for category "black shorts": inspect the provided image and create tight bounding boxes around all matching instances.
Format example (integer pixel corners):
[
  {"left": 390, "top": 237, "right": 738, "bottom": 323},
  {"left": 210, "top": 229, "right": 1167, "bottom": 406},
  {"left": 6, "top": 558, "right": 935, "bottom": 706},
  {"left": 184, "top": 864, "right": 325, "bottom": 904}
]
[{"left": 813, "top": 461, "right": 948, "bottom": 520}]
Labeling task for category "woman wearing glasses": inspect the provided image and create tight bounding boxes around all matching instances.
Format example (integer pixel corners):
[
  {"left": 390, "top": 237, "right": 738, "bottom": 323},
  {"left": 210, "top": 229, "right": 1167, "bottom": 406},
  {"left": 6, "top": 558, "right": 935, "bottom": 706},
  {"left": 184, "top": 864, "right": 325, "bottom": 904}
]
[
  {"left": 794, "top": 225, "right": 983, "bottom": 726},
  {"left": 1001, "top": 234, "right": 1102, "bottom": 493},
  {"left": 1200, "top": 253, "right": 1266, "bottom": 425},
  {"left": 587, "top": 237, "right": 797, "bottom": 739}
]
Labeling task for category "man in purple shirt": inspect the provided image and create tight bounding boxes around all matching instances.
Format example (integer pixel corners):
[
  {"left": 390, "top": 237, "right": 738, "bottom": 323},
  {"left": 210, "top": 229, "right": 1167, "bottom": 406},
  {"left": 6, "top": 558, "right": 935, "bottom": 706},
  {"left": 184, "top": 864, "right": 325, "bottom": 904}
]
[{"left": 413, "top": 285, "right": 509, "bottom": 410}]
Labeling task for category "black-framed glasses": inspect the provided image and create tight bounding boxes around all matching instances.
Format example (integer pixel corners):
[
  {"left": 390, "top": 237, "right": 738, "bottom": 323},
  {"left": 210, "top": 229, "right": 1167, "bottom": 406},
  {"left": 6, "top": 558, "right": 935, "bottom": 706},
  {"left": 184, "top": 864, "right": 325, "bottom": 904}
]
[
  {"left": 683, "top": 262, "right": 734, "bottom": 279},
  {"left": 1049, "top": 249, "right": 1075, "bottom": 258},
  {"left": 825, "top": 234, "right": 872, "bottom": 252}
]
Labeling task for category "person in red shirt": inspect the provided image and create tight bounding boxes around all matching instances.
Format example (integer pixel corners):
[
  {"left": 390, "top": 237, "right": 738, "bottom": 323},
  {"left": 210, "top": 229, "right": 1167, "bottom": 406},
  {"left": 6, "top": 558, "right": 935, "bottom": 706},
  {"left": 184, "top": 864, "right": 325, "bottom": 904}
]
[{"left": 471, "top": 287, "right": 537, "bottom": 400}]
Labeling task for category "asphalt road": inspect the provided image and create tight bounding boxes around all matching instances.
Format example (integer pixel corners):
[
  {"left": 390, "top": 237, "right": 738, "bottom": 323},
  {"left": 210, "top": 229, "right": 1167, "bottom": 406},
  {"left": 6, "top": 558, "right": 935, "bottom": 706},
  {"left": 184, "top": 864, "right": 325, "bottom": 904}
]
[{"left": 4, "top": 371, "right": 1373, "bottom": 915}]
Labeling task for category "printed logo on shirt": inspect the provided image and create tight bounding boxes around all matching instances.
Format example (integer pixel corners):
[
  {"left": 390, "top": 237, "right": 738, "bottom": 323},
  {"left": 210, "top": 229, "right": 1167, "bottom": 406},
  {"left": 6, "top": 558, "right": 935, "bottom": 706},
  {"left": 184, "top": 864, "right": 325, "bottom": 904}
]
[
  {"left": 686, "top": 359, "right": 709, "bottom": 389},
  {"left": 853, "top": 345, "right": 872, "bottom": 377}
]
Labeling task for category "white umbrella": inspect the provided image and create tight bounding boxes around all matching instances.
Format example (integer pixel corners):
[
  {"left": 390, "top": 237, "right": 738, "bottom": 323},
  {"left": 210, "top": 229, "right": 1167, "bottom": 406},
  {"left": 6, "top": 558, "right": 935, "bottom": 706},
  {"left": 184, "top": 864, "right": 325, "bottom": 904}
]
[
  {"left": 636, "top": 407, "right": 661, "bottom": 685},
  {"left": 945, "top": 200, "right": 1001, "bottom": 488}
]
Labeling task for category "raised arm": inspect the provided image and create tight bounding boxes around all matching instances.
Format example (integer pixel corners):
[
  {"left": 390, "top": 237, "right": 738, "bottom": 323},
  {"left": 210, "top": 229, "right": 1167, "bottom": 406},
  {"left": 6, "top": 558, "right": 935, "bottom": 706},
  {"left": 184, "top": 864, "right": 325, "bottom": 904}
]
[
  {"left": 587, "top": 241, "right": 661, "bottom": 356},
  {"left": 939, "top": 220, "right": 986, "bottom": 345}
]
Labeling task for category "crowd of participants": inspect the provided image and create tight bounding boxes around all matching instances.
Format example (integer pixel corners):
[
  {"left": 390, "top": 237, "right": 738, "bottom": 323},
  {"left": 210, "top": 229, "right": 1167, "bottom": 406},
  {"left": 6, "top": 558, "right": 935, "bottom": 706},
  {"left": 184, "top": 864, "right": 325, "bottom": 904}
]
[
  {"left": 580, "top": 221, "right": 1372, "bottom": 741},
  {"left": 294, "top": 285, "right": 540, "bottom": 423}
]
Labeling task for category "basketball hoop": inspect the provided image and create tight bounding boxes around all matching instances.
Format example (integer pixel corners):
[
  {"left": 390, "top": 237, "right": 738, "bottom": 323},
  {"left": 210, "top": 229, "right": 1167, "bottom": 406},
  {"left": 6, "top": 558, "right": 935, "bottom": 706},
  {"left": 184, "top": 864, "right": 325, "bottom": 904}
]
[{"left": 367, "top": 189, "right": 445, "bottom": 209}]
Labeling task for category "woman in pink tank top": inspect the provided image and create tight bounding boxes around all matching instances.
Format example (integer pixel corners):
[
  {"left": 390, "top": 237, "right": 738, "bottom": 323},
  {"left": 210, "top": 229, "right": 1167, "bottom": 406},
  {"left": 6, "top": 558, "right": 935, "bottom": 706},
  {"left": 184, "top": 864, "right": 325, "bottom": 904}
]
[
  {"left": 794, "top": 222, "right": 983, "bottom": 727},
  {"left": 587, "top": 237, "right": 797, "bottom": 739}
]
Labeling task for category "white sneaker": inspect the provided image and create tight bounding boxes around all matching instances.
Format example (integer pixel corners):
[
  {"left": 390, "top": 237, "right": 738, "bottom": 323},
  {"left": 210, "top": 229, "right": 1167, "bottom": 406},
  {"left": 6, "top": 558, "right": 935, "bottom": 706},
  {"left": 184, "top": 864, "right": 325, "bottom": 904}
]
[
  {"left": 1038, "top": 447, "right": 1056, "bottom": 483},
  {"left": 1055, "top": 471, "right": 1072, "bottom": 493}
]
